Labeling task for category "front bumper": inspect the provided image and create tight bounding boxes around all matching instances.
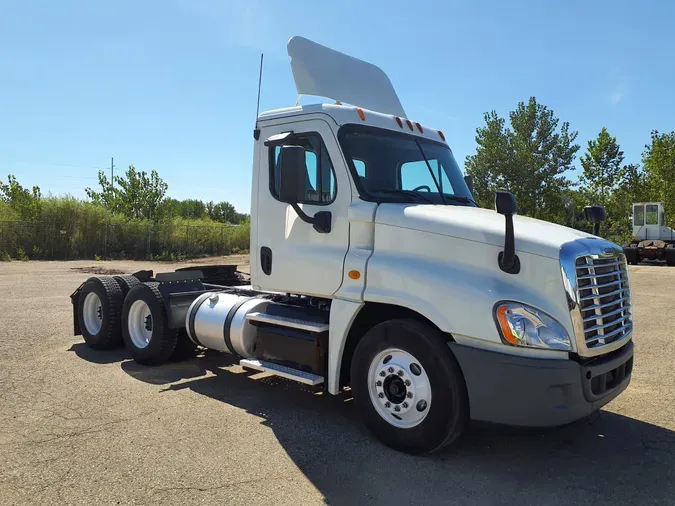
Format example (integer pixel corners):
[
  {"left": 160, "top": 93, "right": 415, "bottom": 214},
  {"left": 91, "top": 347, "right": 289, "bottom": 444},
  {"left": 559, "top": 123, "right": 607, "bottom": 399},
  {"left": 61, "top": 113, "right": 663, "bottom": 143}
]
[{"left": 449, "top": 340, "right": 633, "bottom": 427}]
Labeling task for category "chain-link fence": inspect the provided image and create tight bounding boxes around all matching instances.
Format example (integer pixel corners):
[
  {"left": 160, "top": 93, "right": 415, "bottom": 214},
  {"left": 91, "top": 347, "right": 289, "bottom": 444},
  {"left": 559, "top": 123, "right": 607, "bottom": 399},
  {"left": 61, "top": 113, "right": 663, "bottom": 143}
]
[{"left": 0, "top": 220, "right": 250, "bottom": 261}]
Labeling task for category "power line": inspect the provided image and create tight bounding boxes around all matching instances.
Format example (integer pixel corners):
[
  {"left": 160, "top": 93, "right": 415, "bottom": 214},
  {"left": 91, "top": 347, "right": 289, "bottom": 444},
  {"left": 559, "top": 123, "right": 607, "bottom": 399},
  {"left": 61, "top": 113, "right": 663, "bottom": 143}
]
[
  {"left": 38, "top": 186, "right": 93, "bottom": 190},
  {"left": 30, "top": 173, "right": 98, "bottom": 180},
  {"left": 10, "top": 161, "right": 109, "bottom": 170}
]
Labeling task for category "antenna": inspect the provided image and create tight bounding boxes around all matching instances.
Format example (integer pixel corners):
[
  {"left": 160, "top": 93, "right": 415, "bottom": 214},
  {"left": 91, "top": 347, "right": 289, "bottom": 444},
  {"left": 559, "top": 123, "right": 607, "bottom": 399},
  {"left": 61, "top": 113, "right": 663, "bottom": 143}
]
[{"left": 255, "top": 53, "right": 264, "bottom": 126}]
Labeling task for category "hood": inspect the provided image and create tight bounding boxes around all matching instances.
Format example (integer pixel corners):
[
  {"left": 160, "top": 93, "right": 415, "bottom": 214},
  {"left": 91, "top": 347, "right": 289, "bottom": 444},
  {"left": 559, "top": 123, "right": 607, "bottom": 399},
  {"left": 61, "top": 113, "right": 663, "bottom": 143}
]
[{"left": 376, "top": 204, "right": 596, "bottom": 259}]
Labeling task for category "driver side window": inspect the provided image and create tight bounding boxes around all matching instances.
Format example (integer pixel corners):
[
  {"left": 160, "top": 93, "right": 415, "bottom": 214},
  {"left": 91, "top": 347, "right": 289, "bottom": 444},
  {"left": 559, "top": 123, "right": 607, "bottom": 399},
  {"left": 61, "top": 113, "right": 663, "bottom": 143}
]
[
  {"left": 633, "top": 205, "right": 644, "bottom": 226},
  {"left": 269, "top": 133, "right": 336, "bottom": 205}
]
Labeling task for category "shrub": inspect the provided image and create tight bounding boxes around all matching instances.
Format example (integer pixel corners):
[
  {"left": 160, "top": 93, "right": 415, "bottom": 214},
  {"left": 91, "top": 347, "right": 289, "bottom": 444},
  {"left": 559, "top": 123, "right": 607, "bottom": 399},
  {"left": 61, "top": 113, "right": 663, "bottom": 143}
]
[{"left": 0, "top": 197, "right": 250, "bottom": 260}]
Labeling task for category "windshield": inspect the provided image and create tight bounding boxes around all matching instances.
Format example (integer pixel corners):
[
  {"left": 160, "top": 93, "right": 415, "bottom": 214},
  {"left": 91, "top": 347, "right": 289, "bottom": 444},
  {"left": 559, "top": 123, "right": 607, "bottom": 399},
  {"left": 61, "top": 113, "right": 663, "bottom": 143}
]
[{"left": 338, "top": 125, "right": 476, "bottom": 206}]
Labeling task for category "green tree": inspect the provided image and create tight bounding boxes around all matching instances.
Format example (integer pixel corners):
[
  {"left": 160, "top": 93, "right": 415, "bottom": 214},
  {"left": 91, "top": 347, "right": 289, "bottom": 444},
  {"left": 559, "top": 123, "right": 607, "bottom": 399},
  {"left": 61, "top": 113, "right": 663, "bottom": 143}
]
[
  {"left": 158, "top": 197, "right": 182, "bottom": 219},
  {"left": 642, "top": 130, "right": 675, "bottom": 228},
  {"left": 465, "top": 97, "right": 580, "bottom": 221},
  {"left": 207, "top": 201, "right": 237, "bottom": 223},
  {"left": 0, "top": 174, "right": 42, "bottom": 220},
  {"left": 178, "top": 199, "right": 207, "bottom": 219},
  {"left": 579, "top": 127, "right": 624, "bottom": 209},
  {"left": 607, "top": 163, "right": 651, "bottom": 243},
  {"left": 86, "top": 165, "right": 168, "bottom": 220},
  {"left": 559, "top": 188, "right": 589, "bottom": 231},
  {"left": 85, "top": 171, "right": 120, "bottom": 213}
]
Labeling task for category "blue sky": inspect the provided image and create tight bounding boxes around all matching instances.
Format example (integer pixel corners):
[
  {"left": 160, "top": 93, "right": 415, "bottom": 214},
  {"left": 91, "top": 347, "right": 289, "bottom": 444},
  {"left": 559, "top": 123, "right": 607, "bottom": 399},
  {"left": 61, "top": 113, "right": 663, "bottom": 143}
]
[{"left": 1, "top": 0, "right": 673, "bottom": 212}]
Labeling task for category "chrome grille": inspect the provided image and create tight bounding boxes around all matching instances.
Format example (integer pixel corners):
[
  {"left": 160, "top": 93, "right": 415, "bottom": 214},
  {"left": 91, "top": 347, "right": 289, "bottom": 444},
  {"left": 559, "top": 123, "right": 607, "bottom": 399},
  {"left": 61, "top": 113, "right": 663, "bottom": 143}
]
[{"left": 575, "top": 253, "right": 632, "bottom": 348}]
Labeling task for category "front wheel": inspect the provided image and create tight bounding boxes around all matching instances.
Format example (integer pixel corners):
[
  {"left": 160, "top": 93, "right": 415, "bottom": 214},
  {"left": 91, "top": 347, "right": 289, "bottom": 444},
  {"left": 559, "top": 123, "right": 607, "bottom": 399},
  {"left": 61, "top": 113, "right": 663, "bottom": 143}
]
[
  {"left": 351, "top": 319, "right": 469, "bottom": 454},
  {"left": 665, "top": 244, "right": 675, "bottom": 266}
]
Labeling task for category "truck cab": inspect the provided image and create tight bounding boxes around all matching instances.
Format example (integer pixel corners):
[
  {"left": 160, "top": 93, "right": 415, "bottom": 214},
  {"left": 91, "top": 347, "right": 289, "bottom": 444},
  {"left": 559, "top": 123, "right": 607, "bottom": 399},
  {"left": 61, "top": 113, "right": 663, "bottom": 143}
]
[
  {"left": 631, "top": 202, "right": 674, "bottom": 242},
  {"left": 625, "top": 202, "right": 675, "bottom": 265},
  {"left": 73, "top": 36, "right": 635, "bottom": 455}
]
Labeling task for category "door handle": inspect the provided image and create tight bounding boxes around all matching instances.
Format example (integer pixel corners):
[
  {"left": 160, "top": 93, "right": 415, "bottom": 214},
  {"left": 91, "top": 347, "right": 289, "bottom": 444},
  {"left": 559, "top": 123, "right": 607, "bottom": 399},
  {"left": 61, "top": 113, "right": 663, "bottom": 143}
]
[{"left": 260, "top": 247, "right": 272, "bottom": 275}]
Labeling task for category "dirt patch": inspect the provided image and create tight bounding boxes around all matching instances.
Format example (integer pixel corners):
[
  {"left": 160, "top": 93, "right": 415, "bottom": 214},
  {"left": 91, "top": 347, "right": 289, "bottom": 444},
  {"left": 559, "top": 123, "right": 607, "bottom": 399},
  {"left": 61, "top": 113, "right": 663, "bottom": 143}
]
[{"left": 70, "top": 266, "right": 127, "bottom": 275}]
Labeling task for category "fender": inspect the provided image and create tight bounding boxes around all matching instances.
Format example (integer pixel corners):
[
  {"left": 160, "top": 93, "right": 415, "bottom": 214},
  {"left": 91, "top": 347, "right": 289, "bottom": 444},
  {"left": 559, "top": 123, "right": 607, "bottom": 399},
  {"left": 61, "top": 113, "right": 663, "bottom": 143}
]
[{"left": 327, "top": 299, "right": 364, "bottom": 394}]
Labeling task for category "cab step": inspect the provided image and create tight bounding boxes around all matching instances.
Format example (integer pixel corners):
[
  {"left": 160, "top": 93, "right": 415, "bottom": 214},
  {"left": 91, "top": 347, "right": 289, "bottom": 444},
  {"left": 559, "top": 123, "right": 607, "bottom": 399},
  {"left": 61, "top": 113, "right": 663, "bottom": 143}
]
[
  {"left": 239, "top": 359, "right": 324, "bottom": 386},
  {"left": 245, "top": 312, "right": 329, "bottom": 333}
]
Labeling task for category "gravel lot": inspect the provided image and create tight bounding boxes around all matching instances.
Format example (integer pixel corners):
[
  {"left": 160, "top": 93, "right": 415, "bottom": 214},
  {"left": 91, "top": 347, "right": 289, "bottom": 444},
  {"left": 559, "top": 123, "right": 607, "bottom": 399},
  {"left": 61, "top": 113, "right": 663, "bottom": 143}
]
[{"left": 0, "top": 259, "right": 674, "bottom": 505}]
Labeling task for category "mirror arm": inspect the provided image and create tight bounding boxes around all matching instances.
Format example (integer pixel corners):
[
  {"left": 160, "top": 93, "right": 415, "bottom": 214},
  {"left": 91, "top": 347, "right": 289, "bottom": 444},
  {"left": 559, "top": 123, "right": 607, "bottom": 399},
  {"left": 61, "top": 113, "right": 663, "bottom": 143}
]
[
  {"left": 495, "top": 190, "right": 520, "bottom": 274},
  {"left": 498, "top": 213, "right": 520, "bottom": 274},
  {"left": 289, "top": 203, "right": 332, "bottom": 233}
]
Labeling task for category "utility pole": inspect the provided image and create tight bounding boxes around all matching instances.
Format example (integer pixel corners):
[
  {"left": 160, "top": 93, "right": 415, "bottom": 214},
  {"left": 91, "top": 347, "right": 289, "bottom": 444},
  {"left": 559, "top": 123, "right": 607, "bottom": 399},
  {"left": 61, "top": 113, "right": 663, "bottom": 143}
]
[{"left": 111, "top": 157, "right": 114, "bottom": 188}]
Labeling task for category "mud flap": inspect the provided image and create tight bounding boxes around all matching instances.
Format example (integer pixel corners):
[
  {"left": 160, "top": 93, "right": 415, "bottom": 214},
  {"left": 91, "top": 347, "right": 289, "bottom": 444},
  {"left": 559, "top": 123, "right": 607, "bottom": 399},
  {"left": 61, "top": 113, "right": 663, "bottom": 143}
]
[{"left": 70, "top": 282, "right": 85, "bottom": 336}]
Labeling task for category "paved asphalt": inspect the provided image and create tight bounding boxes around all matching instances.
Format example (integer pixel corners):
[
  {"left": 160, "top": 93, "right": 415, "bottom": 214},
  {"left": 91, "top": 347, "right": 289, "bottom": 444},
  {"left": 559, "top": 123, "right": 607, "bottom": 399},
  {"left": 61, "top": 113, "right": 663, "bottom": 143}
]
[{"left": 0, "top": 259, "right": 673, "bottom": 505}]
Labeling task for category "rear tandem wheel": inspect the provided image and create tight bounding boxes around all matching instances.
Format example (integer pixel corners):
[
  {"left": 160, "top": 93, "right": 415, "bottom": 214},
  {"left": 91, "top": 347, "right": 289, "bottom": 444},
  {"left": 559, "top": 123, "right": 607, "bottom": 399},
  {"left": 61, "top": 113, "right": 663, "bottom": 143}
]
[
  {"left": 77, "top": 276, "right": 125, "bottom": 349},
  {"left": 121, "top": 282, "right": 178, "bottom": 365}
]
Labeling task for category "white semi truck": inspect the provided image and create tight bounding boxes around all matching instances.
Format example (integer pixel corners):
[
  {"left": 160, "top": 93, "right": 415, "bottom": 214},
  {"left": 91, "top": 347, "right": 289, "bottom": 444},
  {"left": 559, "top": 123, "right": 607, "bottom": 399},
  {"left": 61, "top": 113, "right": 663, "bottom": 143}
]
[
  {"left": 71, "top": 37, "right": 634, "bottom": 455},
  {"left": 623, "top": 202, "right": 675, "bottom": 265}
]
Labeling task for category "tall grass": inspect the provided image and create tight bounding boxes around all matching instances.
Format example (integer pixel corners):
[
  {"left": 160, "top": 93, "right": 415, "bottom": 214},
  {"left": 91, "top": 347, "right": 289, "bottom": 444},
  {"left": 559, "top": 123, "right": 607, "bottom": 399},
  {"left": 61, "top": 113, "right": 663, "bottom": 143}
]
[{"left": 0, "top": 197, "right": 249, "bottom": 261}]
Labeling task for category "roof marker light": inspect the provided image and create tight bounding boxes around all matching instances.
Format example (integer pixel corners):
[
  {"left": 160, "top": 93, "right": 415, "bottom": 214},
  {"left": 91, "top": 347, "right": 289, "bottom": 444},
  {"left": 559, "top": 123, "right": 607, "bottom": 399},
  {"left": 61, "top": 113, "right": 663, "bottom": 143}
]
[
  {"left": 405, "top": 119, "right": 414, "bottom": 131},
  {"left": 395, "top": 117, "right": 403, "bottom": 128},
  {"left": 357, "top": 108, "right": 366, "bottom": 120},
  {"left": 438, "top": 130, "right": 446, "bottom": 141},
  {"left": 415, "top": 122, "right": 424, "bottom": 133}
]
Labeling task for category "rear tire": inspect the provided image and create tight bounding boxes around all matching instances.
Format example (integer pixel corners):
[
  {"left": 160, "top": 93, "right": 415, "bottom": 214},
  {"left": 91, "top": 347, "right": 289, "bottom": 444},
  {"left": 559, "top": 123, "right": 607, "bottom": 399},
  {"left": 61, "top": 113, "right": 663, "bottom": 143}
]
[
  {"left": 350, "top": 318, "right": 469, "bottom": 455},
  {"left": 122, "top": 282, "right": 178, "bottom": 365},
  {"left": 113, "top": 275, "right": 141, "bottom": 297},
  {"left": 77, "top": 276, "right": 124, "bottom": 349}
]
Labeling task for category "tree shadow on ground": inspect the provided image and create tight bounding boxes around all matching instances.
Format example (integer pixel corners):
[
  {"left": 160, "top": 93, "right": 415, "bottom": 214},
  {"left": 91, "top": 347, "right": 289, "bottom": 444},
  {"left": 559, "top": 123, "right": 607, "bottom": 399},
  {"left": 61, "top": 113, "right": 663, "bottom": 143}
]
[{"left": 114, "top": 352, "right": 675, "bottom": 506}]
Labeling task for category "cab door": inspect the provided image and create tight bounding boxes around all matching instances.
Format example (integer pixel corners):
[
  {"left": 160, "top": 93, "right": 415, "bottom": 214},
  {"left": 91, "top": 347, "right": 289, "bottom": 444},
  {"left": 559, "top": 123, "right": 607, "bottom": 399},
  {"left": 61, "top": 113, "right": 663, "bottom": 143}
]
[
  {"left": 632, "top": 203, "right": 645, "bottom": 241},
  {"left": 254, "top": 118, "right": 351, "bottom": 297},
  {"left": 644, "top": 203, "right": 660, "bottom": 240},
  {"left": 644, "top": 202, "right": 672, "bottom": 241}
]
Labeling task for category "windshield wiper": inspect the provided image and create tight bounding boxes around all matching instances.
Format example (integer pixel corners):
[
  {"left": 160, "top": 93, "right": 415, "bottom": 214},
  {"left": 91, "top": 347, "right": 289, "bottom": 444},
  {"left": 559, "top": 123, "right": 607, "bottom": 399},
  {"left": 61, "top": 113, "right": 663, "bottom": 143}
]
[
  {"left": 414, "top": 139, "right": 446, "bottom": 205},
  {"left": 372, "top": 190, "right": 435, "bottom": 204},
  {"left": 444, "top": 195, "right": 479, "bottom": 207}
]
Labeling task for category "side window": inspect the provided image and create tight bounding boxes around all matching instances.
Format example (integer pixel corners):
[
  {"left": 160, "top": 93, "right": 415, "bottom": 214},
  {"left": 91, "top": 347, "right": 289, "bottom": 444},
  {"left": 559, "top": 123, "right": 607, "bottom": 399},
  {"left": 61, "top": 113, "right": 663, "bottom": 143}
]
[
  {"left": 353, "top": 159, "right": 366, "bottom": 177},
  {"left": 270, "top": 134, "right": 337, "bottom": 205},
  {"left": 646, "top": 204, "right": 659, "bottom": 225},
  {"left": 633, "top": 205, "right": 644, "bottom": 226}
]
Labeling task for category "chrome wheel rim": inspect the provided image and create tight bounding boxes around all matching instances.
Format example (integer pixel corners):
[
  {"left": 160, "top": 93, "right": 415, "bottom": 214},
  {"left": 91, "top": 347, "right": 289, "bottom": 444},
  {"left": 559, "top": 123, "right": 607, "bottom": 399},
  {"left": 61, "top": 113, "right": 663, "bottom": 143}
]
[
  {"left": 82, "top": 292, "right": 103, "bottom": 335},
  {"left": 128, "top": 300, "right": 153, "bottom": 349},
  {"left": 367, "top": 348, "right": 432, "bottom": 428}
]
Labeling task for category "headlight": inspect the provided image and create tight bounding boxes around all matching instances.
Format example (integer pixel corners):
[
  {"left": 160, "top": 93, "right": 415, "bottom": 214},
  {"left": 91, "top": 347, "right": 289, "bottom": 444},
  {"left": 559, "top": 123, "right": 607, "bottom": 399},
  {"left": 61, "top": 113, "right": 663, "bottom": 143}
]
[{"left": 494, "top": 302, "right": 571, "bottom": 351}]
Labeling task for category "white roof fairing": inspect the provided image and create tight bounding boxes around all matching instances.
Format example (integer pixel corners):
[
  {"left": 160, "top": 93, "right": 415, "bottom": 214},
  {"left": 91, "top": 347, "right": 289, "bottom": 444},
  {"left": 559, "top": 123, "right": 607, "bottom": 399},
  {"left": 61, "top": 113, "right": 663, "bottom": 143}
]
[{"left": 287, "top": 36, "right": 407, "bottom": 118}]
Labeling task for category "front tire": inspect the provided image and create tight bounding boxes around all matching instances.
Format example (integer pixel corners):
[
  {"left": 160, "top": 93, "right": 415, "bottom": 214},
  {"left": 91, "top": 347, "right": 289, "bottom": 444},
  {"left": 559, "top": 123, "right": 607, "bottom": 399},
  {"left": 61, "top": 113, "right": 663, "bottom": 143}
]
[
  {"left": 122, "top": 282, "right": 178, "bottom": 365},
  {"left": 351, "top": 319, "right": 469, "bottom": 455},
  {"left": 665, "top": 245, "right": 675, "bottom": 266}
]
